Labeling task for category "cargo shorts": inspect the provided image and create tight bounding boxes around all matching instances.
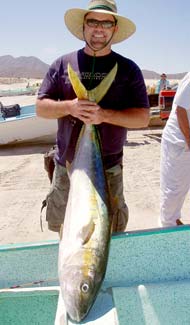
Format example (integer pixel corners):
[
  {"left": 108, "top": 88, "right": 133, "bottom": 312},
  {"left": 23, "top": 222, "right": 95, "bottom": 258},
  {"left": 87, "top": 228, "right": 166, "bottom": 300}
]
[{"left": 46, "top": 162, "right": 128, "bottom": 233}]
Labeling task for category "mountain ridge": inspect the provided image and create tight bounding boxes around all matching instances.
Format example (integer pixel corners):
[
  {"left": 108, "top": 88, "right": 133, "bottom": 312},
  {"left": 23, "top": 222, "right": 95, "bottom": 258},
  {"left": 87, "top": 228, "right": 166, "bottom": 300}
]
[
  {"left": 0, "top": 55, "right": 187, "bottom": 80},
  {"left": 0, "top": 55, "right": 49, "bottom": 79}
]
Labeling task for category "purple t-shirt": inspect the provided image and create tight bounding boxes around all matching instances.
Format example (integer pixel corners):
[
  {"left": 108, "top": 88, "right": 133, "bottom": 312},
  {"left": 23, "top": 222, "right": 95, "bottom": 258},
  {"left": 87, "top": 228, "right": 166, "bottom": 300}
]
[{"left": 38, "top": 49, "right": 149, "bottom": 168}]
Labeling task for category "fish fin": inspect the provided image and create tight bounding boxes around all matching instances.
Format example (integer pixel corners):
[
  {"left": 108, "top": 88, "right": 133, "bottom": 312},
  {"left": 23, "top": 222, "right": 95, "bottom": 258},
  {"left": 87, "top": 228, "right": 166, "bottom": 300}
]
[
  {"left": 68, "top": 62, "right": 118, "bottom": 103},
  {"left": 88, "top": 63, "right": 118, "bottom": 103},
  {"left": 68, "top": 63, "right": 88, "bottom": 100},
  {"left": 78, "top": 219, "right": 95, "bottom": 245}
]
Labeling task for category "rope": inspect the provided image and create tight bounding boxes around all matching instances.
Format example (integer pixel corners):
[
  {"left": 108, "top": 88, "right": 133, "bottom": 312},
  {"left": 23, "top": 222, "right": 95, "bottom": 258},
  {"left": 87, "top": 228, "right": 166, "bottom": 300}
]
[{"left": 1, "top": 278, "right": 58, "bottom": 291}]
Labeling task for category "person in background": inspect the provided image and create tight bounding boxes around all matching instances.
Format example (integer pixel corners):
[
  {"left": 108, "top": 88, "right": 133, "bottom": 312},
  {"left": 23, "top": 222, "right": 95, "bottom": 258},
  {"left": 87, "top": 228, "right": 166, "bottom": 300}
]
[
  {"left": 160, "top": 72, "right": 190, "bottom": 227},
  {"left": 156, "top": 73, "right": 170, "bottom": 93},
  {"left": 36, "top": 0, "right": 150, "bottom": 235}
]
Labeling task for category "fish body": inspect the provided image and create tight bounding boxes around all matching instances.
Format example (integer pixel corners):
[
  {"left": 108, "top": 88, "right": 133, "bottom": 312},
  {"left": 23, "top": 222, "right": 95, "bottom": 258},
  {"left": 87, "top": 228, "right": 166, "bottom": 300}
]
[
  {"left": 58, "top": 63, "right": 117, "bottom": 322},
  {"left": 58, "top": 123, "right": 112, "bottom": 322}
]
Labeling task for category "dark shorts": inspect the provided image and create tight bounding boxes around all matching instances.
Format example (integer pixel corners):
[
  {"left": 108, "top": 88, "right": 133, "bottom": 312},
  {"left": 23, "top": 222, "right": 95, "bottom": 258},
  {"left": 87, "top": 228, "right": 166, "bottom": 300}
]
[{"left": 45, "top": 162, "right": 128, "bottom": 233}]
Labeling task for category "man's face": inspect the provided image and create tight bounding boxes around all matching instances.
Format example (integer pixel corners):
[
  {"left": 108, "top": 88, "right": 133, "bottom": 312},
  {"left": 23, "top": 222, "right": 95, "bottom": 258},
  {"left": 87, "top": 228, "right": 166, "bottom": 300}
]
[{"left": 83, "top": 12, "right": 118, "bottom": 53}]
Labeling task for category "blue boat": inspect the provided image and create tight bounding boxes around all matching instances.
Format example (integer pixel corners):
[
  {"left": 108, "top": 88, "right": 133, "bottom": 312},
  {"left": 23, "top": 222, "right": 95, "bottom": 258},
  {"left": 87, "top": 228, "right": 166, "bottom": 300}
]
[{"left": 1, "top": 226, "right": 190, "bottom": 324}]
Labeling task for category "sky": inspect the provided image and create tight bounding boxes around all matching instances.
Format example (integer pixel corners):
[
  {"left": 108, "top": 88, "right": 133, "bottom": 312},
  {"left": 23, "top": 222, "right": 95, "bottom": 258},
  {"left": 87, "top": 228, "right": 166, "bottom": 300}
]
[{"left": 0, "top": 0, "right": 189, "bottom": 74}]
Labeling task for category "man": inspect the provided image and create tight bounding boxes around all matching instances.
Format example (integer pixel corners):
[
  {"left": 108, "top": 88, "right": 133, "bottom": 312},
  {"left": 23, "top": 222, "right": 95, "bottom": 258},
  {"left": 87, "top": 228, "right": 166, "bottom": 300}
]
[
  {"left": 156, "top": 73, "right": 170, "bottom": 94},
  {"left": 36, "top": 0, "right": 150, "bottom": 234},
  {"left": 160, "top": 72, "right": 190, "bottom": 227}
]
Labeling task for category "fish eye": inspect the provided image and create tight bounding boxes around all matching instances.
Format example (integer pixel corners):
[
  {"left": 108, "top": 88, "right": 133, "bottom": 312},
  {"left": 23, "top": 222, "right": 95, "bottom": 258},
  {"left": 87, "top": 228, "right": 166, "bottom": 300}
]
[{"left": 81, "top": 283, "right": 89, "bottom": 293}]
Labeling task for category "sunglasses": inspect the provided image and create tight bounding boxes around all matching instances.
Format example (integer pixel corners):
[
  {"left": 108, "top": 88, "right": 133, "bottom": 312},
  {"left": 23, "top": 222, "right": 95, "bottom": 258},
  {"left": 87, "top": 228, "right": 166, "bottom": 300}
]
[{"left": 85, "top": 18, "right": 117, "bottom": 29}]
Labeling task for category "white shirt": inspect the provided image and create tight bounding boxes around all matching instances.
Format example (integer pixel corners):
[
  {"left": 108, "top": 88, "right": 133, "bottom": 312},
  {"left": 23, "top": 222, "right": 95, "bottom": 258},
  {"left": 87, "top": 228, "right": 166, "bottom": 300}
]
[{"left": 162, "top": 72, "right": 190, "bottom": 146}]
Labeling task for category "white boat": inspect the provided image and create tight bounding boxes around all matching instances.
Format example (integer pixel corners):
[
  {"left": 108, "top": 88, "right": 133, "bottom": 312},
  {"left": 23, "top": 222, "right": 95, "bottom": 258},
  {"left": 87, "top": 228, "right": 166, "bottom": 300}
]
[{"left": 0, "top": 104, "right": 57, "bottom": 145}]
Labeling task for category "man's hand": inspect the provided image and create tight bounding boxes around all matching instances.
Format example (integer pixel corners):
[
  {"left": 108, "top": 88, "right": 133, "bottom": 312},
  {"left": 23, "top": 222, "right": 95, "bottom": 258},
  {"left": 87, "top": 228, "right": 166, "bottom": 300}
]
[{"left": 69, "top": 98, "right": 104, "bottom": 124}]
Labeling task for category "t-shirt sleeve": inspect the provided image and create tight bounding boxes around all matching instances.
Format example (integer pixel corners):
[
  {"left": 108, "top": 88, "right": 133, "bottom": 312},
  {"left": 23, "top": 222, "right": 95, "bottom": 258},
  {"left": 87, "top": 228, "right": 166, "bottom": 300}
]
[
  {"left": 37, "top": 61, "right": 60, "bottom": 100},
  {"left": 128, "top": 65, "right": 150, "bottom": 108}
]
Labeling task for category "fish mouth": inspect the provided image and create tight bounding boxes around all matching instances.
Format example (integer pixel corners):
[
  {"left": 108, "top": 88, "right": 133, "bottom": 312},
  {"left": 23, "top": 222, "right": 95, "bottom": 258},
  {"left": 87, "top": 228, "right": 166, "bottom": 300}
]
[
  {"left": 61, "top": 277, "right": 94, "bottom": 322},
  {"left": 66, "top": 300, "right": 91, "bottom": 322}
]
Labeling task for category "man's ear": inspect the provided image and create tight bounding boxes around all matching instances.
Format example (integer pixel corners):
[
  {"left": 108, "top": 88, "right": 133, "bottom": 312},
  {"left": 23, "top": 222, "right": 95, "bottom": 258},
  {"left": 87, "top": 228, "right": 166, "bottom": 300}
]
[{"left": 114, "top": 25, "right": 119, "bottom": 33}]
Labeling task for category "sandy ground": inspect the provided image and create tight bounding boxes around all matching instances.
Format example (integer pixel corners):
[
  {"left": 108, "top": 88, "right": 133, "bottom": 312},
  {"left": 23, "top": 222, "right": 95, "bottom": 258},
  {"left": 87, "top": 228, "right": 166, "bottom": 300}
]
[
  {"left": 1, "top": 125, "right": 190, "bottom": 245},
  {"left": 0, "top": 82, "right": 189, "bottom": 245},
  {"left": 0, "top": 94, "right": 37, "bottom": 106},
  {"left": 0, "top": 79, "right": 40, "bottom": 106}
]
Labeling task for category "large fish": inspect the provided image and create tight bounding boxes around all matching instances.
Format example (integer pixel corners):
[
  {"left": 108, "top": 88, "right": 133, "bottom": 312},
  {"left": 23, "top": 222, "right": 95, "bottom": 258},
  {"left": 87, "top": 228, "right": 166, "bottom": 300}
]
[{"left": 58, "top": 63, "right": 117, "bottom": 322}]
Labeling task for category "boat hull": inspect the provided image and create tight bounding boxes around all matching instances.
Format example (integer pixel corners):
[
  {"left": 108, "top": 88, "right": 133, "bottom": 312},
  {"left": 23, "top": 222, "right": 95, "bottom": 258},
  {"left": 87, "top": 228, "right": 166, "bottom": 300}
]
[
  {"left": 1, "top": 226, "right": 190, "bottom": 324},
  {"left": 0, "top": 104, "right": 57, "bottom": 144}
]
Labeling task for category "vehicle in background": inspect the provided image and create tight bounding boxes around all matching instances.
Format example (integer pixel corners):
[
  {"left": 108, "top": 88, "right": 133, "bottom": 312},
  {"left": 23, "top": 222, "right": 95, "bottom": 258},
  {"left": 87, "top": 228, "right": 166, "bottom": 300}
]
[
  {"left": 159, "top": 89, "right": 176, "bottom": 120},
  {"left": 148, "top": 87, "right": 177, "bottom": 124}
]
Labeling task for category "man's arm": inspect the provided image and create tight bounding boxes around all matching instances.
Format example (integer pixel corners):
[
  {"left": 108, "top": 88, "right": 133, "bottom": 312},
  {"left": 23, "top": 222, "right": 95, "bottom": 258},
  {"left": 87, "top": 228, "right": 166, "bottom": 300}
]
[
  {"left": 36, "top": 97, "right": 99, "bottom": 120},
  {"left": 176, "top": 106, "right": 190, "bottom": 148},
  {"left": 36, "top": 98, "right": 71, "bottom": 119},
  {"left": 69, "top": 100, "right": 150, "bottom": 128},
  {"left": 36, "top": 98, "right": 150, "bottom": 128},
  {"left": 100, "top": 107, "right": 150, "bottom": 128}
]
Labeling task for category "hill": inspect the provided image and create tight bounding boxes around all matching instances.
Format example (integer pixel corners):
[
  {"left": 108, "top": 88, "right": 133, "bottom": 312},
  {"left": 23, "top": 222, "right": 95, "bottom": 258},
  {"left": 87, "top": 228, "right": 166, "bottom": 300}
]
[
  {"left": 142, "top": 69, "right": 187, "bottom": 80},
  {"left": 0, "top": 55, "right": 187, "bottom": 80},
  {"left": 0, "top": 55, "right": 49, "bottom": 78}
]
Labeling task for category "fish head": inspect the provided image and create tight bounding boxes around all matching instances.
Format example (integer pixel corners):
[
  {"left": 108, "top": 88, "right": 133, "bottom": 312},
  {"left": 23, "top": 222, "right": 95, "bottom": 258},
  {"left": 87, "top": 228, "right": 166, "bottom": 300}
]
[{"left": 60, "top": 264, "right": 103, "bottom": 322}]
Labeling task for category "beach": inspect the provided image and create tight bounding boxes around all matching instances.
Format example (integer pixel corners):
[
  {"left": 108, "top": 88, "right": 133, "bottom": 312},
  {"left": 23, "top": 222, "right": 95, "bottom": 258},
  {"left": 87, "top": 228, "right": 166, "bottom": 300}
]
[{"left": 0, "top": 81, "right": 189, "bottom": 245}]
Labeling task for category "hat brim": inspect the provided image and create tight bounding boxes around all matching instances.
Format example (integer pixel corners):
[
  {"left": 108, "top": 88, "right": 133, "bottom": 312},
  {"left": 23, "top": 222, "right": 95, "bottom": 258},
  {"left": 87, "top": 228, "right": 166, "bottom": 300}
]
[{"left": 64, "top": 8, "right": 136, "bottom": 44}]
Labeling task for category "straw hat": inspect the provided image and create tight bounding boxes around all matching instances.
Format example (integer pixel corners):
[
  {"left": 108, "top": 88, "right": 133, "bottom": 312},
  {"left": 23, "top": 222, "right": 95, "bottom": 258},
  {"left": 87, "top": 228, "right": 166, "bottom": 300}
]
[{"left": 64, "top": 0, "right": 136, "bottom": 44}]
